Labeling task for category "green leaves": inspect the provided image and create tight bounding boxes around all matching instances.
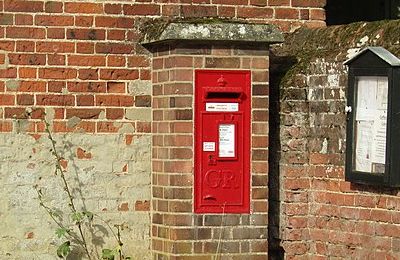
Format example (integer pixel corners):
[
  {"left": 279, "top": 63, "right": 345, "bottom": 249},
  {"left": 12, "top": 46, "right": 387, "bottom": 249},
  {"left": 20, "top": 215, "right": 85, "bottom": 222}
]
[
  {"left": 56, "top": 241, "right": 71, "bottom": 258},
  {"left": 83, "top": 211, "right": 94, "bottom": 221},
  {"left": 55, "top": 228, "right": 68, "bottom": 238},
  {"left": 101, "top": 248, "right": 115, "bottom": 260},
  {"left": 71, "top": 212, "right": 83, "bottom": 224}
]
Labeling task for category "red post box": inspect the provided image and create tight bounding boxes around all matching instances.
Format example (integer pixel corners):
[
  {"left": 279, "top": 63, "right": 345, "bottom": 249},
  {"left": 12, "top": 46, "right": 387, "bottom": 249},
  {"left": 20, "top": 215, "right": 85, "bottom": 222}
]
[{"left": 194, "top": 70, "right": 251, "bottom": 213}]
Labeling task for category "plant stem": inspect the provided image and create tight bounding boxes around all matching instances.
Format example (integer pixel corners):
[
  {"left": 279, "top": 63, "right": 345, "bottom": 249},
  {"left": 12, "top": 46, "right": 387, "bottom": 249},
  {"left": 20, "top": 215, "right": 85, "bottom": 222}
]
[{"left": 44, "top": 121, "right": 92, "bottom": 260}]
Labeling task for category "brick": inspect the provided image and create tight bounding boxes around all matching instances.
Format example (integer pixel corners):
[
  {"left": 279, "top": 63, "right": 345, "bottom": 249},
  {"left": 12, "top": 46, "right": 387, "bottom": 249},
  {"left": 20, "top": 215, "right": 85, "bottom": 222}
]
[
  {"left": 292, "top": 0, "right": 326, "bottom": 7},
  {"left": 18, "top": 68, "right": 37, "bottom": 79},
  {"left": 181, "top": 5, "right": 217, "bottom": 17},
  {"left": 237, "top": 7, "right": 273, "bottom": 18},
  {"left": 205, "top": 57, "right": 240, "bottom": 68},
  {"left": 213, "top": 0, "right": 247, "bottom": 4},
  {"left": 66, "top": 108, "right": 103, "bottom": 119},
  {"left": 217, "top": 6, "right": 235, "bottom": 17},
  {"left": 8, "top": 54, "right": 46, "bottom": 66},
  {"left": 48, "top": 81, "right": 65, "bottom": 93},
  {"left": 96, "top": 43, "right": 134, "bottom": 54},
  {"left": 106, "top": 108, "right": 124, "bottom": 119},
  {"left": 99, "top": 69, "right": 139, "bottom": 80},
  {"left": 97, "top": 121, "right": 120, "bottom": 133},
  {"left": 77, "top": 95, "right": 94, "bottom": 106},
  {"left": 0, "top": 94, "right": 15, "bottom": 105},
  {"left": 135, "top": 200, "right": 150, "bottom": 211},
  {"left": 36, "top": 94, "right": 75, "bottom": 106},
  {"left": 249, "top": 0, "right": 268, "bottom": 6},
  {"left": 140, "top": 69, "right": 151, "bottom": 80},
  {"left": 15, "top": 14, "right": 33, "bottom": 25},
  {"left": 0, "top": 14, "right": 13, "bottom": 25},
  {"left": 310, "top": 9, "right": 326, "bottom": 20},
  {"left": 65, "top": 2, "right": 103, "bottom": 14},
  {"left": 78, "top": 69, "right": 99, "bottom": 80},
  {"left": 123, "top": 4, "right": 160, "bottom": 15},
  {"left": 161, "top": 5, "right": 180, "bottom": 16},
  {"left": 36, "top": 41, "right": 75, "bottom": 53},
  {"left": 47, "top": 28, "right": 65, "bottom": 39},
  {"left": 107, "top": 56, "right": 126, "bottom": 67},
  {"left": 16, "top": 41, "right": 34, "bottom": 52},
  {"left": 107, "top": 30, "right": 125, "bottom": 41},
  {"left": 135, "top": 95, "right": 151, "bottom": 107},
  {"left": 105, "top": 4, "right": 122, "bottom": 14},
  {"left": 4, "top": 0, "right": 44, "bottom": 12},
  {"left": 45, "top": 1, "right": 63, "bottom": 13},
  {"left": 17, "top": 94, "right": 34, "bottom": 105},
  {"left": 269, "top": 0, "right": 290, "bottom": 5},
  {"left": 39, "top": 68, "right": 77, "bottom": 79},
  {"left": 128, "top": 56, "right": 150, "bottom": 68},
  {"left": 6, "top": 27, "right": 45, "bottom": 39},
  {"left": 96, "top": 95, "right": 134, "bottom": 107},
  {"left": 35, "top": 15, "right": 74, "bottom": 26},
  {"left": 275, "top": 8, "right": 299, "bottom": 19},
  {"left": 68, "top": 55, "right": 106, "bottom": 67},
  {"left": 300, "top": 9, "right": 310, "bottom": 20},
  {"left": 0, "top": 68, "right": 17, "bottom": 78},
  {"left": 77, "top": 42, "right": 94, "bottom": 54},
  {"left": 0, "top": 41, "right": 15, "bottom": 51},
  {"left": 76, "top": 147, "right": 92, "bottom": 159},
  {"left": 67, "top": 82, "right": 106, "bottom": 93},
  {"left": 0, "top": 121, "right": 12, "bottom": 132},
  {"left": 75, "top": 16, "right": 93, "bottom": 27},
  {"left": 5, "top": 107, "right": 44, "bottom": 119},
  {"left": 107, "top": 82, "right": 125, "bottom": 93},
  {"left": 95, "top": 16, "right": 135, "bottom": 28},
  {"left": 47, "top": 54, "right": 66, "bottom": 66},
  {"left": 67, "top": 29, "right": 105, "bottom": 41}
]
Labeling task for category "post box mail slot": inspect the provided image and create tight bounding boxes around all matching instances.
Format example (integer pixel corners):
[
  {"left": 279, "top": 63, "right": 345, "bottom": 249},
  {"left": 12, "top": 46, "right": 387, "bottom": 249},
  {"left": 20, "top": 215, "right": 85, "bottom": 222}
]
[{"left": 194, "top": 70, "right": 251, "bottom": 213}]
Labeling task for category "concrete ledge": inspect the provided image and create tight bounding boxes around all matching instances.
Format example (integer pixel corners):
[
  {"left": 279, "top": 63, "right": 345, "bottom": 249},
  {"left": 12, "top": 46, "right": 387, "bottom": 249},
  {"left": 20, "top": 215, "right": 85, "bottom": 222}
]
[{"left": 141, "top": 22, "right": 284, "bottom": 48}]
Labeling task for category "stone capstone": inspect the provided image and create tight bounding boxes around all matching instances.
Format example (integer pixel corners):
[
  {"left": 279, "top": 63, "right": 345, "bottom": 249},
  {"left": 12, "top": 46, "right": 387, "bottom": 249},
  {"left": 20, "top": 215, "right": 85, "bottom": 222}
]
[{"left": 141, "top": 22, "right": 284, "bottom": 48}]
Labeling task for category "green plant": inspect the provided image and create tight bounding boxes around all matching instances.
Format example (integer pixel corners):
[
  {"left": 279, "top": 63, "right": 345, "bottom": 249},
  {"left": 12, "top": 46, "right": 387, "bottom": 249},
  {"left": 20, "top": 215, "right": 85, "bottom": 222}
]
[{"left": 34, "top": 120, "right": 131, "bottom": 260}]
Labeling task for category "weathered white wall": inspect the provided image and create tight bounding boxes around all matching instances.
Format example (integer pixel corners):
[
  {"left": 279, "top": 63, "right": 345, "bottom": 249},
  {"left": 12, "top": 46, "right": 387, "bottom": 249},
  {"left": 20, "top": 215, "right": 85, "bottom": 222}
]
[{"left": 0, "top": 133, "right": 151, "bottom": 259}]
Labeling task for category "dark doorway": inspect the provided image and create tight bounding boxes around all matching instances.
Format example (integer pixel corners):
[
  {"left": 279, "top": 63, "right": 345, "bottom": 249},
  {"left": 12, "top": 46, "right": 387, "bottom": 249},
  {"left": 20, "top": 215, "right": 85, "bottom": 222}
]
[{"left": 326, "top": 0, "right": 400, "bottom": 25}]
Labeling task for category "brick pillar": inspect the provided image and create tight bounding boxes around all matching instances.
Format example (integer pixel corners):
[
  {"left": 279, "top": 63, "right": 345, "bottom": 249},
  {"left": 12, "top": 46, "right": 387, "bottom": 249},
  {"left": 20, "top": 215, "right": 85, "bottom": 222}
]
[{"left": 142, "top": 22, "right": 283, "bottom": 259}]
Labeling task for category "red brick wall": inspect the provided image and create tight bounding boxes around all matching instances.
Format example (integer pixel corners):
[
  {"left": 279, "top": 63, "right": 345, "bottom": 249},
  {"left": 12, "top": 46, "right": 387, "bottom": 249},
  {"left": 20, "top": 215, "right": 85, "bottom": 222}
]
[
  {"left": 270, "top": 22, "right": 400, "bottom": 259},
  {"left": 151, "top": 42, "right": 270, "bottom": 258},
  {"left": 0, "top": 0, "right": 325, "bottom": 133}
]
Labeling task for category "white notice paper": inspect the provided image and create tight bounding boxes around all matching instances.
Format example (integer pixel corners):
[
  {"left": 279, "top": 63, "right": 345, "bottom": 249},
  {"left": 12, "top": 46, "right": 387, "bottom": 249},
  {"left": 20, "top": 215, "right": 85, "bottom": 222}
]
[
  {"left": 219, "top": 124, "right": 235, "bottom": 158},
  {"left": 356, "top": 77, "right": 377, "bottom": 121},
  {"left": 355, "top": 121, "right": 373, "bottom": 172},
  {"left": 371, "top": 110, "right": 387, "bottom": 164},
  {"left": 203, "top": 142, "right": 215, "bottom": 152},
  {"left": 206, "top": 103, "right": 239, "bottom": 112}
]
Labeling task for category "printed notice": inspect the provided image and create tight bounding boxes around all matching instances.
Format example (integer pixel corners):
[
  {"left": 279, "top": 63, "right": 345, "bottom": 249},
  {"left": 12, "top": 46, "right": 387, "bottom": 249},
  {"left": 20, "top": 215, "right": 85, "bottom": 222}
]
[
  {"left": 355, "top": 121, "right": 373, "bottom": 172},
  {"left": 353, "top": 76, "right": 388, "bottom": 174},
  {"left": 206, "top": 103, "right": 239, "bottom": 112},
  {"left": 219, "top": 124, "right": 235, "bottom": 158},
  {"left": 371, "top": 110, "right": 387, "bottom": 165},
  {"left": 203, "top": 142, "right": 215, "bottom": 152},
  {"left": 356, "top": 77, "right": 377, "bottom": 121}
]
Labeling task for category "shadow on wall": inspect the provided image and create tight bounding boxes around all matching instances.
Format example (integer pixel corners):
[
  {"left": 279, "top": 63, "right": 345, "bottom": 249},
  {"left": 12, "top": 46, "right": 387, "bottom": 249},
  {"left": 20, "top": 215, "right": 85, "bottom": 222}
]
[
  {"left": 325, "top": 0, "right": 399, "bottom": 25},
  {"left": 268, "top": 51, "right": 297, "bottom": 260}
]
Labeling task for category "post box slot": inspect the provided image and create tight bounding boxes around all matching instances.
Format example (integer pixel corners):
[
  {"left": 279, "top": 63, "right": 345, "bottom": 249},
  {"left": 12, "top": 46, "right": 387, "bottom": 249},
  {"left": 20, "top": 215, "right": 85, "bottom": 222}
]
[
  {"left": 206, "top": 92, "right": 242, "bottom": 99},
  {"left": 204, "top": 87, "right": 244, "bottom": 100}
]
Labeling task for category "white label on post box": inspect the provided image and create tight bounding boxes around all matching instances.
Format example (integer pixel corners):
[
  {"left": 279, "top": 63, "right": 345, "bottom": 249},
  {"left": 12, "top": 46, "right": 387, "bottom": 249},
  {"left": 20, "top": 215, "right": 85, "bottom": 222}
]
[
  {"left": 206, "top": 103, "right": 239, "bottom": 112},
  {"left": 219, "top": 124, "right": 235, "bottom": 157},
  {"left": 203, "top": 142, "right": 215, "bottom": 152}
]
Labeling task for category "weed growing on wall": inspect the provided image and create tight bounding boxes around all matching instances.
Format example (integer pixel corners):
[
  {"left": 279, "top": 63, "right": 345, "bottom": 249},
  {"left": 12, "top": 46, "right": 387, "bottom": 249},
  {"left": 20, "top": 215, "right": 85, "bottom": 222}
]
[{"left": 34, "top": 119, "right": 131, "bottom": 260}]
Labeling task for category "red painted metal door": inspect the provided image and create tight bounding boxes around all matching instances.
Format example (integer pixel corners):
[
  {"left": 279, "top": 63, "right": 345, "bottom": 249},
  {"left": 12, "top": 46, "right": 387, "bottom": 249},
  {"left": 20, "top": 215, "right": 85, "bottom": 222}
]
[{"left": 195, "top": 70, "right": 251, "bottom": 213}]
